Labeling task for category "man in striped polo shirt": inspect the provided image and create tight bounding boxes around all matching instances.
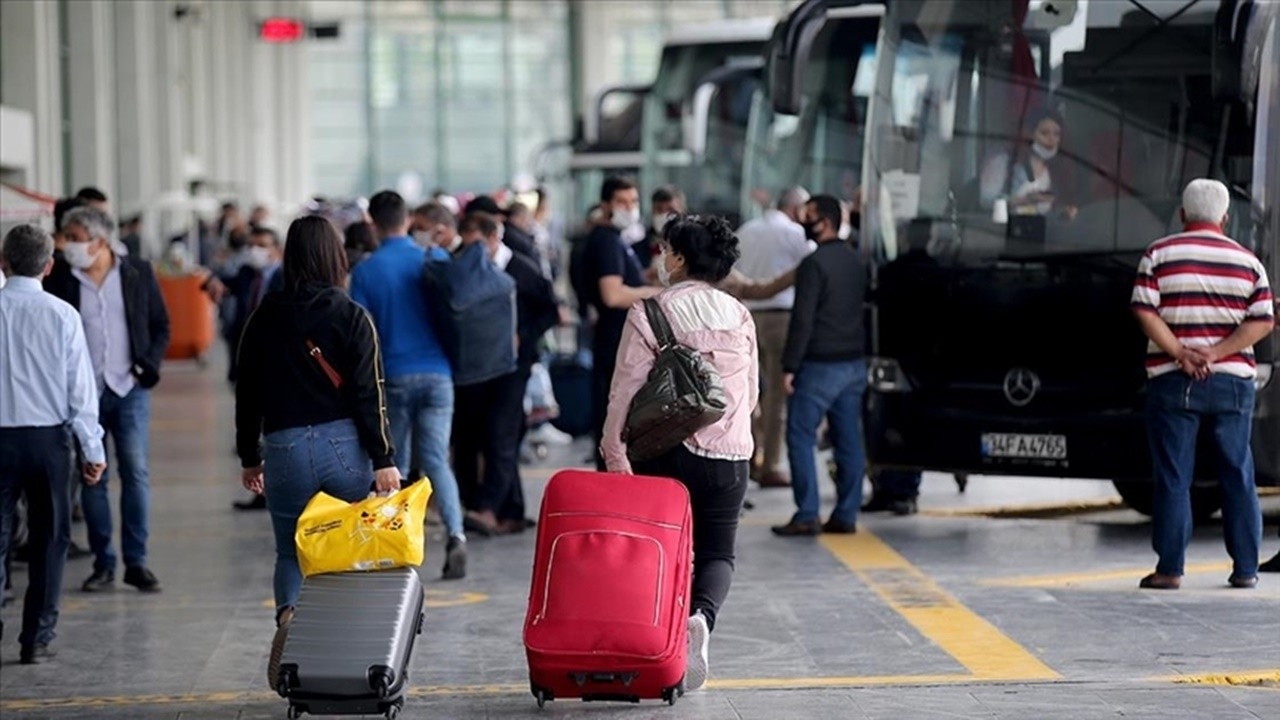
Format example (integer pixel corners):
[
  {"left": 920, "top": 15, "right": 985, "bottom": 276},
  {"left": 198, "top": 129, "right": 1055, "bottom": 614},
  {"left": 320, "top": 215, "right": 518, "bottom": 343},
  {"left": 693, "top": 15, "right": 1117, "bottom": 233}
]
[{"left": 1131, "top": 179, "right": 1275, "bottom": 590}]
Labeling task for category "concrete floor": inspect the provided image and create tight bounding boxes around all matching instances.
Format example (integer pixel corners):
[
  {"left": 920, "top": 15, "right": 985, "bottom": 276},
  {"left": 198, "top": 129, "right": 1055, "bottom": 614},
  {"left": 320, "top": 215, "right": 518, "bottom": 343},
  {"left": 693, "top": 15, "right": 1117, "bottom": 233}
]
[{"left": 1, "top": 358, "right": 1278, "bottom": 719}]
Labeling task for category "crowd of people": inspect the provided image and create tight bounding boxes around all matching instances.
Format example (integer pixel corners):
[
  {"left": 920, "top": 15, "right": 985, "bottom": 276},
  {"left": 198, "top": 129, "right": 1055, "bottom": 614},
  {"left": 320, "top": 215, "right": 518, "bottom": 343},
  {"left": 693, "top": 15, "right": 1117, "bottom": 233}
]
[{"left": 0, "top": 172, "right": 1276, "bottom": 686}]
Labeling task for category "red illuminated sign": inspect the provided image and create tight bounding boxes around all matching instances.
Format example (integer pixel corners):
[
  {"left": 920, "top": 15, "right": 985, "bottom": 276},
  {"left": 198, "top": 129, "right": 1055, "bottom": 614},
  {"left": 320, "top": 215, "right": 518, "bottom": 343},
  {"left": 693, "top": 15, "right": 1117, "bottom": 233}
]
[{"left": 260, "top": 17, "right": 304, "bottom": 43}]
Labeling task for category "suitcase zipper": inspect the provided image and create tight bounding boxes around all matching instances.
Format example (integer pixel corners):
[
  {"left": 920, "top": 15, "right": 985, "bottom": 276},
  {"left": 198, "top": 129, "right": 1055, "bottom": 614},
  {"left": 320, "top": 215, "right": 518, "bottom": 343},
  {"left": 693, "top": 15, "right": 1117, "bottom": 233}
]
[{"left": 545, "top": 511, "right": 683, "bottom": 531}]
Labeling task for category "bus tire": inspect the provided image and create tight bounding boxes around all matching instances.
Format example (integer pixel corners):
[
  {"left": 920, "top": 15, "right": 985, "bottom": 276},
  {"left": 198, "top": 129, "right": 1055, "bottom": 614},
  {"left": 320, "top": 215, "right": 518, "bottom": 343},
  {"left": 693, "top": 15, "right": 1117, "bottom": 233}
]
[{"left": 1112, "top": 480, "right": 1222, "bottom": 524}]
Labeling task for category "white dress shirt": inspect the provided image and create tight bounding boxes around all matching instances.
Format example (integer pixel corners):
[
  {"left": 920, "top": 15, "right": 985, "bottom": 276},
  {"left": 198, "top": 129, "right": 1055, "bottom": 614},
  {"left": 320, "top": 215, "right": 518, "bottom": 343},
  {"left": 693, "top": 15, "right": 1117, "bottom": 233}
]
[
  {"left": 734, "top": 209, "right": 814, "bottom": 311},
  {"left": 73, "top": 261, "right": 136, "bottom": 398},
  {"left": 0, "top": 276, "right": 106, "bottom": 463}
]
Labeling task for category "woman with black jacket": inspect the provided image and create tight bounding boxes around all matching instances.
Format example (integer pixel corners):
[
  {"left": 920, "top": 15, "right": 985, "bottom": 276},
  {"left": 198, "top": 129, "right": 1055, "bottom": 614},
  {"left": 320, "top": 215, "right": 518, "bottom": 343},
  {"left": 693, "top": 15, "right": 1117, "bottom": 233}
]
[{"left": 234, "top": 216, "right": 401, "bottom": 684}]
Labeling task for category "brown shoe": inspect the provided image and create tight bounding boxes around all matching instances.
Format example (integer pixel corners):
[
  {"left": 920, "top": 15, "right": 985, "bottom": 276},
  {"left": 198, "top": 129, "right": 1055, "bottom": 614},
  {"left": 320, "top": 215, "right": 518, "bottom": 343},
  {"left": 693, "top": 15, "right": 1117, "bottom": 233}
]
[
  {"left": 1139, "top": 573, "right": 1181, "bottom": 590},
  {"left": 755, "top": 471, "right": 791, "bottom": 488},
  {"left": 496, "top": 518, "right": 527, "bottom": 535},
  {"left": 1228, "top": 574, "right": 1258, "bottom": 589},
  {"left": 464, "top": 510, "right": 499, "bottom": 537},
  {"left": 268, "top": 606, "right": 294, "bottom": 692},
  {"left": 821, "top": 518, "right": 857, "bottom": 534}
]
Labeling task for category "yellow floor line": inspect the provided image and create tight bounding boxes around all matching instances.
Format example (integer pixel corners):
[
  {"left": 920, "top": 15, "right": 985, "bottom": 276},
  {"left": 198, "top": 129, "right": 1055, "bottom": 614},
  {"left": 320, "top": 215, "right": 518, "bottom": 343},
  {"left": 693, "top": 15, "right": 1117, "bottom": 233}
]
[
  {"left": 920, "top": 497, "right": 1126, "bottom": 518},
  {"left": 1158, "top": 668, "right": 1280, "bottom": 689},
  {"left": 0, "top": 674, "right": 1046, "bottom": 711},
  {"left": 982, "top": 562, "right": 1232, "bottom": 588},
  {"left": 820, "top": 532, "right": 1061, "bottom": 681}
]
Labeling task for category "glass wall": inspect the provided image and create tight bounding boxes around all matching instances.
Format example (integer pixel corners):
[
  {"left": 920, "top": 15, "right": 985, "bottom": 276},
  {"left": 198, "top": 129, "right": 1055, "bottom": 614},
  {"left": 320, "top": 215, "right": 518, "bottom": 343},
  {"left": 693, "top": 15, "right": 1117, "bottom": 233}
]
[{"left": 308, "top": 0, "right": 571, "bottom": 201}]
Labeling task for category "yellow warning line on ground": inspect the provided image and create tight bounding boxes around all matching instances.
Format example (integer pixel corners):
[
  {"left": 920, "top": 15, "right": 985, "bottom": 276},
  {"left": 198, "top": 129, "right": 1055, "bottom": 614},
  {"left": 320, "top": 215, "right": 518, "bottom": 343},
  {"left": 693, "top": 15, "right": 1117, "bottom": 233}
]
[
  {"left": 1158, "top": 668, "right": 1280, "bottom": 689},
  {"left": 920, "top": 497, "right": 1126, "bottom": 518},
  {"left": 820, "top": 532, "right": 1060, "bottom": 681},
  {"left": 982, "top": 562, "right": 1231, "bottom": 588},
  {"left": 0, "top": 675, "right": 1052, "bottom": 711}
]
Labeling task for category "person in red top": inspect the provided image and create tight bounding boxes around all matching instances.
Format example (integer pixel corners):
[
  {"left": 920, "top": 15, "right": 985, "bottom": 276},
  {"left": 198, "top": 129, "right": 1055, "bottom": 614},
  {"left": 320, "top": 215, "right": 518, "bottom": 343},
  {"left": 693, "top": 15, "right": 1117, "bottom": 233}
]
[{"left": 1130, "top": 179, "right": 1275, "bottom": 590}]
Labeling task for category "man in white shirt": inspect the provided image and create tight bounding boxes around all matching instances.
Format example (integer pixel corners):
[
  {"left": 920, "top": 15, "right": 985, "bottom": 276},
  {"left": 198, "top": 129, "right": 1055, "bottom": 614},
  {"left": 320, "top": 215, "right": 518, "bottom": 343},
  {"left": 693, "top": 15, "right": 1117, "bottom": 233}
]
[
  {"left": 734, "top": 187, "right": 813, "bottom": 487},
  {"left": 0, "top": 225, "right": 106, "bottom": 665}
]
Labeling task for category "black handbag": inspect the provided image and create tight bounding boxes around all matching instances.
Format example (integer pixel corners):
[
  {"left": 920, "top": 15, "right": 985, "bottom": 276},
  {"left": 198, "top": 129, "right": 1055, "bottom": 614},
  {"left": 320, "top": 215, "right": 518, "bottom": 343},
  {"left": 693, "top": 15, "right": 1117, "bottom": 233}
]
[{"left": 623, "top": 298, "right": 728, "bottom": 462}]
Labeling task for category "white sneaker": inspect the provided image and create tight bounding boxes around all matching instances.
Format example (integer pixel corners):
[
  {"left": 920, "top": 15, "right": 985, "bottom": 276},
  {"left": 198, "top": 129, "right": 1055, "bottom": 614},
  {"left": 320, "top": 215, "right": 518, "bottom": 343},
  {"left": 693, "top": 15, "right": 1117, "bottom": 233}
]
[
  {"left": 528, "top": 423, "right": 574, "bottom": 446},
  {"left": 685, "top": 612, "right": 710, "bottom": 691}
]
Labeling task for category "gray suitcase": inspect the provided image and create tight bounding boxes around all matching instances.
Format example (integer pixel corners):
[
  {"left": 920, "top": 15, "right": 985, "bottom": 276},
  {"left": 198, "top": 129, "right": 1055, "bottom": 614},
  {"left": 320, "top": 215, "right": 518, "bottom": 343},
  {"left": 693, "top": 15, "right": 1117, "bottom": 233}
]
[{"left": 276, "top": 568, "right": 425, "bottom": 719}]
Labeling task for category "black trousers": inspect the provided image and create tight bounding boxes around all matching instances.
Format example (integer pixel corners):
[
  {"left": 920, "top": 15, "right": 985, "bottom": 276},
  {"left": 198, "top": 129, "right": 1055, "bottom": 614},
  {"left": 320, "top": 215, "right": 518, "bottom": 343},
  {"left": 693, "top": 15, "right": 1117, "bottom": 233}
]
[
  {"left": 634, "top": 445, "right": 749, "bottom": 632},
  {"left": 0, "top": 425, "right": 73, "bottom": 647},
  {"left": 453, "top": 369, "right": 529, "bottom": 520}
]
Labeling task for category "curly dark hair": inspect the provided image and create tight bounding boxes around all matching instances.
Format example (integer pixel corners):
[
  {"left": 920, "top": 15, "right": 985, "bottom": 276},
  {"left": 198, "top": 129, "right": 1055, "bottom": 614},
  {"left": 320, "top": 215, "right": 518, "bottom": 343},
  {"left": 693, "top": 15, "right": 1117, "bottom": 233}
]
[{"left": 661, "top": 214, "right": 740, "bottom": 283}]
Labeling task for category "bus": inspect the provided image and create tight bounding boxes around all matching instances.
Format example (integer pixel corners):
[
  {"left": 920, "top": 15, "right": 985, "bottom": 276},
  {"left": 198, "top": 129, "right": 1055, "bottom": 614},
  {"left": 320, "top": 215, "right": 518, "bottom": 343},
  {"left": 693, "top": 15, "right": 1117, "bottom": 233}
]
[
  {"left": 565, "top": 84, "right": 651, "bottom": 218},
  {"left": 739, "top": 1, "right": 883, "bottom": 222},
  {"left": 641, "top": 18, "right": 776, "bottom": 224},
  {"left": 785, "top": 0, "right": 1280, "bottom": 517}
]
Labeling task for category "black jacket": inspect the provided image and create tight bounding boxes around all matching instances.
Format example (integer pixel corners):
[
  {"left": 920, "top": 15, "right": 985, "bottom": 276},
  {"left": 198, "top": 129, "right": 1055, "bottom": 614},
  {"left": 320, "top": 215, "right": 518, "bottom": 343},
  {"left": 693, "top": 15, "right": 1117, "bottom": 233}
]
[
  {"left": 503, "top": 223, "right": 539, "bottom": 262},
  {"left": 506, "top": 251, "right": 560, "bottom": 371},
  {"left": 44, "top": 255, "right": 171, "bottom": 389},
  {"left": 234, "top": 284, "right": 395, "bottom": 470},
  {"left": 783, "top": 239, "right": 868, "bottom": 373}
]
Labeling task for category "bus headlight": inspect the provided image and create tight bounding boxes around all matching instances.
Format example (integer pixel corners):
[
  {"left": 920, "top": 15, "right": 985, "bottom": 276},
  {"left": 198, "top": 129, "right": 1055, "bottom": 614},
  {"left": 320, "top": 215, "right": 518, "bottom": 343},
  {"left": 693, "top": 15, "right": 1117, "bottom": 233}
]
[
  {"left": 1257, "top": 365, "right": 1274, "bottom": 391},
  {"left": 869, "top": 357, "right": 913, "bottom": 393}
]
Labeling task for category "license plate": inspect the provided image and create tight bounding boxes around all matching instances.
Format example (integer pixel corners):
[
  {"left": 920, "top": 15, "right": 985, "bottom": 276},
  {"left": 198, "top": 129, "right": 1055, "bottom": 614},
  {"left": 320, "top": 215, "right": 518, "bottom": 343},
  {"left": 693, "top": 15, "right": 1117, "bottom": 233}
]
[{"left": 981, "top": 433, "right": 1067, "bottom": 460}]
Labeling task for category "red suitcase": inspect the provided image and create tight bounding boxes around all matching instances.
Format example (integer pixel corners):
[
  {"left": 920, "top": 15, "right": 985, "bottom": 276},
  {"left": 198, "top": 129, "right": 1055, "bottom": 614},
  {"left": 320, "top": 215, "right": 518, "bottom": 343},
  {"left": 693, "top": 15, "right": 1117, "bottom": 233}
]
[{"left": 523, "top": 469, "right": 692, "bottom": 707}]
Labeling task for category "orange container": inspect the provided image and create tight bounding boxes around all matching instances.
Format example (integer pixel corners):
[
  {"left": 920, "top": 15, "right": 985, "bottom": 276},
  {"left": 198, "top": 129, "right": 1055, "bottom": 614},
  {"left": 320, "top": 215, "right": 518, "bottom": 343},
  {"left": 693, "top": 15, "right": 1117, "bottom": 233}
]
[{"left": 158, "top": 273, "right": 216, "bottom": 362}]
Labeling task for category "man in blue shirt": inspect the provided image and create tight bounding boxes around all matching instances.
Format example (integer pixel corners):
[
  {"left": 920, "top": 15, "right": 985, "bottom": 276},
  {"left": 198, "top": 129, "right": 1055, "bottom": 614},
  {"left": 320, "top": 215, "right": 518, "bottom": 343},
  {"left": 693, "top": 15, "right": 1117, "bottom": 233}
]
[
  {"left": 350, "top": 191, "right": 466, "bottom": 580},
  {"left": 1, "top": 225, "right": 106, "bottom": 664}
]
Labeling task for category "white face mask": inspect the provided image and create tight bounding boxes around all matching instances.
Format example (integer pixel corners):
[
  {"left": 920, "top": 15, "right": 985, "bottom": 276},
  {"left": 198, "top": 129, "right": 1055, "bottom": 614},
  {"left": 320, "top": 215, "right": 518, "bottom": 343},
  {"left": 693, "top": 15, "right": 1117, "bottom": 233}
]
[
  {"left": 245, "top": 246, "right": 272, "bottom": 270},
  {"left": 412, "top": 230, "right": 432, "bottom": 247},
  {"left": 64, "top": 240, "right": 101, "bottom": 270},
  {"left": 612, "top": 207, "right": 640, "bottom": 231},
  {"left": 1031, "top": 142, "right": 1058, "bottom": 161},
  {"left": 652, "top": 213, "right": 672, "bottom": 235},
  {"left": 655, "top": 250, "right": 673, "bottom": 287}
]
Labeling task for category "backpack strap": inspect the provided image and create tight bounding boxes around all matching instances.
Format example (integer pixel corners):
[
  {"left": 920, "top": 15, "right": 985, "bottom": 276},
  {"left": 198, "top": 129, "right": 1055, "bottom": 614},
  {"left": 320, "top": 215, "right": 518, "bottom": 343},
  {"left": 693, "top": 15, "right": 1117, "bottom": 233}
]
[{"left": 642, "top": 298, "right": 677, "bottom": 349}]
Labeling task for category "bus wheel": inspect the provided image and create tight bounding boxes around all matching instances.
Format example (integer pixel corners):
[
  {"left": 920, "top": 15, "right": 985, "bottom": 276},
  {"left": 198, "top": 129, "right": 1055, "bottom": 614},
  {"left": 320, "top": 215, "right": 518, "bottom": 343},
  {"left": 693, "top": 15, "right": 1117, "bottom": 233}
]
[{"left": 1112, "top": 480, "right": 1222, "bottom": 524}]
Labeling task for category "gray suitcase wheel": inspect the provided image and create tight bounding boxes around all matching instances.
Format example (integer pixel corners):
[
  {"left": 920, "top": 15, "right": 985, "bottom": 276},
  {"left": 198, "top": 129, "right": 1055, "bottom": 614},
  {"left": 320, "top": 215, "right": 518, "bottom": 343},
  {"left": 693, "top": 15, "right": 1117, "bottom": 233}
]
[{"left": 286, "top": 705, "right": 303, "bottom": 719}]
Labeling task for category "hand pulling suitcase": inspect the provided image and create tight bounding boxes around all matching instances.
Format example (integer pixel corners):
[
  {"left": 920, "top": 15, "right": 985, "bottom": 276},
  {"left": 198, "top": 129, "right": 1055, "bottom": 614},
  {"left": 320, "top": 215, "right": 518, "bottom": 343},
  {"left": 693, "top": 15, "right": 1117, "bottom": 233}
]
[
  {"left": 276, "top": 568, "right": 425, "bottom": 719},
  {"left": 523, "top": 469, "right": 693, "bottom": 707}
]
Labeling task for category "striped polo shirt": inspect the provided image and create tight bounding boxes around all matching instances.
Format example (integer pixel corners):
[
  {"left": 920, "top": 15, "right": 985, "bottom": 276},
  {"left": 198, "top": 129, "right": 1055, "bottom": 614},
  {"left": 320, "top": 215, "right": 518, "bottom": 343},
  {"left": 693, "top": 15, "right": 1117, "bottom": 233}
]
[{"left": 1131, "top": 222, "right": 1274, "bottom": 379}]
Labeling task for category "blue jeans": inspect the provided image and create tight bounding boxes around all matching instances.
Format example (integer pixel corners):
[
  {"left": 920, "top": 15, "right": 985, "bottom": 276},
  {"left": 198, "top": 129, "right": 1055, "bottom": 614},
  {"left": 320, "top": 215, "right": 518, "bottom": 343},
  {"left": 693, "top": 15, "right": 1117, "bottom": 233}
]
[
  {"left": 787, "top": 360, "right": 868, "bottom": 525},
  {"left": 264, "top": 419, "right": 373, "bottom": 613},
  {"left": 386, "top": 373, "right": 464, "bottom": 539},
  {"left": 1147, "top": 372, "right": 1261, "bottom": 578},
  {"left": 83, "top": 387, "right": 151, "bottom": 573}
]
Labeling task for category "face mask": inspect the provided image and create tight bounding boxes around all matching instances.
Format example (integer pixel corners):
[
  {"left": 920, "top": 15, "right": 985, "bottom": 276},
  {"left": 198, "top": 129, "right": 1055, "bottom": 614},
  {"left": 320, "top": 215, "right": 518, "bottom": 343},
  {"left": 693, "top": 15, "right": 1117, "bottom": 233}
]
[
  {"left": 245, "top": 246, "right": 272, "bottom": 270},
  {"left": 612, "top": 207, "right": 640, "bottom": 231},
  {"left": 652, "top": 213, "right": 671, "bottom": 235},
  {"left": 64, "top": 240, "right": 100, "bottom": 270},
  {"left": 412, "top": 230, "right": 432, "bottom": 247},
  {"left": 802, "top": 220, "right": 822, "bottom": 241},
  {"left": 655, "top": 250, "right": 672, "bottom": 287},
  {"left": 1031, "top": 142, "right": 1058, "bottom": 161}
]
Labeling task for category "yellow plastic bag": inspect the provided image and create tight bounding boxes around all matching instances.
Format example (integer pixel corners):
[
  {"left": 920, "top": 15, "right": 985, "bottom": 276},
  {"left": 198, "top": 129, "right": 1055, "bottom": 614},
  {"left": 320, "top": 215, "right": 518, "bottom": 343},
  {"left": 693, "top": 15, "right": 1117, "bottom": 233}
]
[{"left": 295, "top": 480, "right": 433, "bottom": 577}]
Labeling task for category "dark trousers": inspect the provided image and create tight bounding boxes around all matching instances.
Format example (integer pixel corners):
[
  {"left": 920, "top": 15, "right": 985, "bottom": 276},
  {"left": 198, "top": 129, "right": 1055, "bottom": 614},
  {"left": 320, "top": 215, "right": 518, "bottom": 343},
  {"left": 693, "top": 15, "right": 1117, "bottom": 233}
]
[
  {"left": 0, "top": 426, "right": 73, "bottom": 648},
  {"left": 635, "top": 445, "right": 749, "bottom": 632},
  {"left": 453, "top": 369, "right": 529, "bottom": 520},
  {"left": 591, "top": 356, "right": 615, "bottom": 472}
]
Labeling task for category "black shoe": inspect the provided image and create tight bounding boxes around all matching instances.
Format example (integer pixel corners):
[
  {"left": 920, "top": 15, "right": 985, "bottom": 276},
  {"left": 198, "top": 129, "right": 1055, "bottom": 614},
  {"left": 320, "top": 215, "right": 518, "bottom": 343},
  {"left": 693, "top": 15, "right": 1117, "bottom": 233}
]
[
  {"left": 124, "top": 566, "right": 161, "bottom": 593},
  {"left": 1260, "top": 552, "right": 1280, "bottom": 573},
  {"left": 1228, "top": 574, "right": 1258, "bottom": 589},
  {"left": 82, "top": 569, "right": 115, "bottom": 592},
  {"left": 771, "top": 520, "right": 821, "bottom": 537},
  {"left": 233, "top": 495, "right": 267, "bottom": 511},
  {"left": 889, "top": 498, "right": 918, "bottom": 516},
  {"left": 442, "top": 536, "right": 467, "bottom": 580},
  {"left": 19, "top": 644, "right": 56, "bottom": 664},
  {"left": 821, "top": 518, "right": 858, "bottom": 534},
  {"left": 66, "top": 541, "right": 93, "bottom": 560},
  {"left": 861, "top": 494, "right": 895, "bottom": 513}
]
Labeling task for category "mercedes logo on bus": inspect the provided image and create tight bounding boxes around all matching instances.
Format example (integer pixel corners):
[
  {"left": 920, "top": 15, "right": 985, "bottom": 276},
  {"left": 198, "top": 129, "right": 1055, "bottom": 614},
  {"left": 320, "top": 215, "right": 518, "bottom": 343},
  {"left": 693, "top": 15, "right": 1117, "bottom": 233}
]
[{"left": 1003, "top": 368, "right": 1041, "bottom": 407}]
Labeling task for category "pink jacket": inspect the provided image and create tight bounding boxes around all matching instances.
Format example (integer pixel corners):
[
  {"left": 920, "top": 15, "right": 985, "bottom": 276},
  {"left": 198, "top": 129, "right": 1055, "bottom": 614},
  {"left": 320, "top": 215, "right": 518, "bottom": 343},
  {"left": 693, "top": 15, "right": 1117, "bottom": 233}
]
[{"left": 601, "top": 281, "right": 759, "bottom": 474}]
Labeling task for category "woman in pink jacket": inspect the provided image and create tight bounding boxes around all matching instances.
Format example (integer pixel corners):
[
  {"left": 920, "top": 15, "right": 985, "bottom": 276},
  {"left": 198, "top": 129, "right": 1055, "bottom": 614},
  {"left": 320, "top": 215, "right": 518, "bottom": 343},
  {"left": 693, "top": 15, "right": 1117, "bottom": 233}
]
[{"left": 601, "top": 215, "right": 759, "bottom": 692}]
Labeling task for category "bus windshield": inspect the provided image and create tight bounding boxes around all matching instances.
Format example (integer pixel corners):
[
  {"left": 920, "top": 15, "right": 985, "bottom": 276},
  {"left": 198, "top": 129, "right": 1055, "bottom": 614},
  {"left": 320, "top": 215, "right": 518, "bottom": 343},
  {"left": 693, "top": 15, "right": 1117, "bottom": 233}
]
[
  {"left": 741, "top": 16, "right": 880, "bottom": 220},
  {"left": 864, "top": 0, "right": 1263, "bottom": 265}
]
